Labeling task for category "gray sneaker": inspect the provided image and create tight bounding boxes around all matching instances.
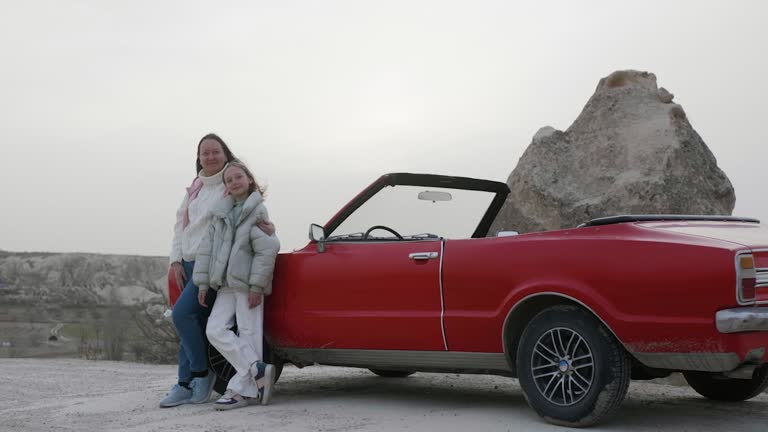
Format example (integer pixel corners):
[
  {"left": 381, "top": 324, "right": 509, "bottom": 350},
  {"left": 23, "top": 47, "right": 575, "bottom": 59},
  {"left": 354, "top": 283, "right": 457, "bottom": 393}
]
[
  {"left": 214, "top": 389, "right": 252, "bottom": 411},
  {"left": 251, "top": 362, "right": 275, "bottom": 405},
  {"left": 189, "top": 372, "right": 216, "bottom": 404},
  {"left": 159, "top": 384, "right": 192, "bottom": 408}
]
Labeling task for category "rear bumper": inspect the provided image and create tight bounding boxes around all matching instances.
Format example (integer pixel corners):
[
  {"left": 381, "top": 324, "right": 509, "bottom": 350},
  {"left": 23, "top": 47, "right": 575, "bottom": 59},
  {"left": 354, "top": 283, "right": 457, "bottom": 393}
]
[{"left": 716, "top": 307, "right": 768, "bottom": 333}]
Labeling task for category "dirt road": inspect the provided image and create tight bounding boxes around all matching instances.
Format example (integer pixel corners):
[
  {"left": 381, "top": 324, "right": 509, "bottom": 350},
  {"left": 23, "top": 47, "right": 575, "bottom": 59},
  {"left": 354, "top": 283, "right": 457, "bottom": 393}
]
[{"left": 1, "top": 359, "right": 766, "bottom": 432}]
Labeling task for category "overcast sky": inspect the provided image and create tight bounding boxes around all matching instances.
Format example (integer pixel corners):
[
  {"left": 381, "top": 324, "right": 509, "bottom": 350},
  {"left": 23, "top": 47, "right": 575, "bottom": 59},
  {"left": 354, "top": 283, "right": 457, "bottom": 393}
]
[{"left": 1, "top": 0, "right": 766, "bottom": 256}]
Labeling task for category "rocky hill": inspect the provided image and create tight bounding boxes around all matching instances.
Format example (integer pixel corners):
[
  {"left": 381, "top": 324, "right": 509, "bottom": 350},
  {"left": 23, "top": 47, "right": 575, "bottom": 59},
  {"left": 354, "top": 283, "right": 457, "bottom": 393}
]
[{"left": 0, "top": 250, "right": 168, "bottom": 307}]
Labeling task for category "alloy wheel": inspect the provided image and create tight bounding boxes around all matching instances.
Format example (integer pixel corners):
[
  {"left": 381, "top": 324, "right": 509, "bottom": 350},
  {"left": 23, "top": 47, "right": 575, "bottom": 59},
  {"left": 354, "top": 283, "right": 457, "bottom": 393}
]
[{"left": 530, "top": 327, "right": 595, "bottom": 406}]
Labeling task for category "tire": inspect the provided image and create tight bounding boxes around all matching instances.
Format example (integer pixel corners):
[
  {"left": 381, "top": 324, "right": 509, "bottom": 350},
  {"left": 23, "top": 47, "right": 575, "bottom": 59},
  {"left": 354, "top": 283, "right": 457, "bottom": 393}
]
[
  {"left": 208, "top": 330, "right": 284, "bottom": 395},
  {"left": 516, "top": 305, "right": 631, "bottom": 427},
  {"left": 683, "top": 366, "right": 768, "bottom": 402},
  {"left": 369, "top": 369, "right": 415, "bottom": 378}
]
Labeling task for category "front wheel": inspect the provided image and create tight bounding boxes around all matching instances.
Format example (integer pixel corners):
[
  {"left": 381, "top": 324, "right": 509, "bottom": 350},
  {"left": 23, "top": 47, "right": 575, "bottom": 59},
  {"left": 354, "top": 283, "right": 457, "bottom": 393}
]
[
  {"left": 683, "top": 366, "right": 768, "bottom": 401},
  {"left": 516, "top": 305, "right": 631, "bottom": 427}
]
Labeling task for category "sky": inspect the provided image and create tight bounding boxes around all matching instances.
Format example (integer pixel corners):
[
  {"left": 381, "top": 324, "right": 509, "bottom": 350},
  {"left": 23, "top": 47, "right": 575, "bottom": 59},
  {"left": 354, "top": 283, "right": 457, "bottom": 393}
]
[{"left": 1, "top": 0, "right": 766, "bottom": 256}]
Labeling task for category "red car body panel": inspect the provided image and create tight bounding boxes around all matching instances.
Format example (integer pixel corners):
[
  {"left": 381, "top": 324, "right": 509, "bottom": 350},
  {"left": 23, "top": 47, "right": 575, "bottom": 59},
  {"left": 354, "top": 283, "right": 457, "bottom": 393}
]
[
  {"left": 263, "top": 173, "right": 768, "bottom": 373},
  {"left": 267, "top": 241, "right": 444, "bottom": 351}
]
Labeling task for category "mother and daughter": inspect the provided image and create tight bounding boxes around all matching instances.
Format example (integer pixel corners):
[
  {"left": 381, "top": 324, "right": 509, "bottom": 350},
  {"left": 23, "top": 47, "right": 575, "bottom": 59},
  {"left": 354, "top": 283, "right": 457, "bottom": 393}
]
[{"left": 160, "top": 133, "right": 280, "bottom": 411}]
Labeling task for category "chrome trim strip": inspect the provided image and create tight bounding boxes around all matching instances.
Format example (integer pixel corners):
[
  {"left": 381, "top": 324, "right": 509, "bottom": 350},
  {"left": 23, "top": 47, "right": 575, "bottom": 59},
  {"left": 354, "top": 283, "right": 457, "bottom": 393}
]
[
  {"left": 755, "top": 269, "right": 768, "bottom": 287},
  {"left": 716, "top": 307, "right": 768, "bottom": 333},
  {"left": 276, "top": 348, "right": 510, "bottom": 372},
  {"left": 733, "top": 250, "right": 754, "bottom": 305},
  {"left": 439, "top": 240, "right": 448, "bottom": 351}
]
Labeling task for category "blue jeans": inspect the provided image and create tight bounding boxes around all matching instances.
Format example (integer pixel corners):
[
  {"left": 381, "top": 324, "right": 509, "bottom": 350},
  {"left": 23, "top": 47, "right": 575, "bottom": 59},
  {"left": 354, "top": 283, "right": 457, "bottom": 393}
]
[{"left": 172, "top": 260, "right": 217, "bottom": 384}]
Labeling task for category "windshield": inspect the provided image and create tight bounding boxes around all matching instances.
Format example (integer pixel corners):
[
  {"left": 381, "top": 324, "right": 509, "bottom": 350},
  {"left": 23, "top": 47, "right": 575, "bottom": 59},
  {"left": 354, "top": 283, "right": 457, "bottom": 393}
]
[{"left": 330, "top": 185, "right": 496, "bottom": 240}]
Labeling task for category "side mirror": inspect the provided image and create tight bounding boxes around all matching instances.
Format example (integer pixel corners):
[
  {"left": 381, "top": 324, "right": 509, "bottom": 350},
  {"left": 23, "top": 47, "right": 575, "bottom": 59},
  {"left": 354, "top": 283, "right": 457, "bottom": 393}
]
[{"left": 309, "top": 223, "right": 326, "bottom": 252}]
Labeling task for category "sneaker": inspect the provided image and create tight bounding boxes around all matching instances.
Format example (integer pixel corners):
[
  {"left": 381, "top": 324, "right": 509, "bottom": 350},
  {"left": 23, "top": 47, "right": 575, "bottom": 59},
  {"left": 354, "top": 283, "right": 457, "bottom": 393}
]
[
  {"left": 189, "top": 371, "right": 216, "bottom": 404},
  {"left": 251, "top": 362, "right": 275, "bottom": 405},
  {"left": 159, "top": 384, "right": 192, "bottom": 408},
  {"left": 214, "top": 389, "right": 251, "bottom": 411}
]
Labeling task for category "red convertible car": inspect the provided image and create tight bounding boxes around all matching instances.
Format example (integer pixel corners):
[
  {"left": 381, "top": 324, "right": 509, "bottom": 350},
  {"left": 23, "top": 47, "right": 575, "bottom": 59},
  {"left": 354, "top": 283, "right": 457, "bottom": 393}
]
[{"left": 209, "top": 172, "right": 768, "bottom": 427}]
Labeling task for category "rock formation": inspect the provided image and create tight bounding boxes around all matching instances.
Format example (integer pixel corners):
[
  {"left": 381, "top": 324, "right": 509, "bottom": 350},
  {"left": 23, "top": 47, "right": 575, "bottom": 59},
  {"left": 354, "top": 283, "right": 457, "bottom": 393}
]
[
  {"left": 490, "top": 70, "right": 735, "bottom": 234},
  {"left": 0, "top": 251, "right": 167, "bottom": 306}
]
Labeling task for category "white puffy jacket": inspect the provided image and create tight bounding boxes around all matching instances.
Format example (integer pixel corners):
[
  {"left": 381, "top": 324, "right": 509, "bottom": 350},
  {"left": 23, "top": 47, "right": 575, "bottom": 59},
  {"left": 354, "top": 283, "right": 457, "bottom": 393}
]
[{"left": 192, "top": 191, "right": 280, "bottom": 295}]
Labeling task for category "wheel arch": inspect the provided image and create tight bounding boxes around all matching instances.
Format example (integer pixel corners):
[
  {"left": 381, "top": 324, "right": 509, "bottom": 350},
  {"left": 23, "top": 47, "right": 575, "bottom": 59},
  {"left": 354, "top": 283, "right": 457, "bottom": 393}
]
[{"left": 502, "top": 292, "right": 626, "bottom": 377}]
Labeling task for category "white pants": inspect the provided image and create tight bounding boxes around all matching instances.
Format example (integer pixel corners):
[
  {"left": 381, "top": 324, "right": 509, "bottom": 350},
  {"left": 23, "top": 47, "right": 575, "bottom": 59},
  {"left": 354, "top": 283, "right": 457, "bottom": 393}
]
[{"left": 206, "top": 287, "right": 264, "bottom": 398}]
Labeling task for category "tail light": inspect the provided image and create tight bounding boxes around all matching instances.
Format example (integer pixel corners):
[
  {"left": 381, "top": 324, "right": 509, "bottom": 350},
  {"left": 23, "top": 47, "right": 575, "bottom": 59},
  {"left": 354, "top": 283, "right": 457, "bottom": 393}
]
[
  {"left": 737, "top": 253, "right": 756, "bottom": 303},
  {"left": 741, "top": 278, "right": 756, "bottom": 302}
]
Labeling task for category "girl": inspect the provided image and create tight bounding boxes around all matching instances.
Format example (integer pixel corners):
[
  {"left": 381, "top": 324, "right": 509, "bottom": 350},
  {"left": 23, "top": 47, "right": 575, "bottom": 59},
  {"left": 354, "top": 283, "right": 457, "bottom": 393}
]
[{"left": 193, "top": 161, "right": 280, "bottom": 410}]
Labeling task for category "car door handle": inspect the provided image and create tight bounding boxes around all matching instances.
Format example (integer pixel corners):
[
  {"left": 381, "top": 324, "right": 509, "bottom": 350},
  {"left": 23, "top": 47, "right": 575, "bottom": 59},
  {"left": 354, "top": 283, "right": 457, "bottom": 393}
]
[{"left": 409, "top": 252, "right": 439, "bottom": 260}]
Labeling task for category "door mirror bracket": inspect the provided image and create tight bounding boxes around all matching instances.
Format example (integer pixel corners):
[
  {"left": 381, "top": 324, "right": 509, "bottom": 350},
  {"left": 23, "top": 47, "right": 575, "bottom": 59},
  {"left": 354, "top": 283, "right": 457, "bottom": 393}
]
[{"left": 309, "top": 223, "right": 326, "bottom": 253}]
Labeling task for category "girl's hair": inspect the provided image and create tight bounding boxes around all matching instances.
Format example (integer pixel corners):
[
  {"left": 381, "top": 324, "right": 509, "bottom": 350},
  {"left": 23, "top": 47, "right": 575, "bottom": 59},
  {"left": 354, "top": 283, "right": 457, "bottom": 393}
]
[
  {"left": 196, "top": 133, "right": 237, "bottom": 173},
  {"left": 223, "top": 160, "right": 266, "bottom": 196}
]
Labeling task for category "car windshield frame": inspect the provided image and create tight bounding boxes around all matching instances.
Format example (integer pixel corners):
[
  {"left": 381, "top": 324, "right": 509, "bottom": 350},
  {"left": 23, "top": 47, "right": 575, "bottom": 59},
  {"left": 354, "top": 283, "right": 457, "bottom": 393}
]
[{"left": 322, "top": 173, "right": 510, "bottom": 240}]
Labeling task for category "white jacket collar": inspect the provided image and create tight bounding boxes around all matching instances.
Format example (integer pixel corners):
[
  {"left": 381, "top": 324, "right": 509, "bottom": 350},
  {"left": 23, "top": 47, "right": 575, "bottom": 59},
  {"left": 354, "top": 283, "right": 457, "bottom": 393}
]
[{"left": 211, "top": 190, "right": 264, "bottom": 219}]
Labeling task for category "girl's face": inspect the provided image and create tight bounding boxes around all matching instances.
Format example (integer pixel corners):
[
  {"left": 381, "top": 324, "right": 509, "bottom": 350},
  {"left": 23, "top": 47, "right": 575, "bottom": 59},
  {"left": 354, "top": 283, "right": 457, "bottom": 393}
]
[
  {"left": 224, "top": 166, "right": 252, "bottom": 200},
  {"left": 198, "top": 139, "right": 227, "bottom": 175}
]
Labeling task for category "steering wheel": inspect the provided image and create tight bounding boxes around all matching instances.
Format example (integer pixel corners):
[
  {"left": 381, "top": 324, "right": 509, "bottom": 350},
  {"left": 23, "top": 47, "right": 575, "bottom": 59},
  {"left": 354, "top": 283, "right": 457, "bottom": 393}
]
[{"left": 363, "top": 225, "right": 404, "bottom": 240}]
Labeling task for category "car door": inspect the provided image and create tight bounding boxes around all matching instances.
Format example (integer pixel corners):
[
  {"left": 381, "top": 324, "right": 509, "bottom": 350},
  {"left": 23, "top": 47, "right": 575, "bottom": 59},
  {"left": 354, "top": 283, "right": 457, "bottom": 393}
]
[
  {"left": 267, "top": 239, "right": 444, "bottom": 351},
  {"left": 266, "top": 174, "right": 508, "bottom": 354}
]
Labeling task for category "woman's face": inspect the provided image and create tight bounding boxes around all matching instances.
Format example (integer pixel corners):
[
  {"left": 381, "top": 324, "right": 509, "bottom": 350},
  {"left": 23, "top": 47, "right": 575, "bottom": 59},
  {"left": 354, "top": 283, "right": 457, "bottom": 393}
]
[
  {"left": 198, "top": 139, "right": 227, "bottom": 175},
  {"left": 224, "top": 166, "right": 252, "bottom": 200}
]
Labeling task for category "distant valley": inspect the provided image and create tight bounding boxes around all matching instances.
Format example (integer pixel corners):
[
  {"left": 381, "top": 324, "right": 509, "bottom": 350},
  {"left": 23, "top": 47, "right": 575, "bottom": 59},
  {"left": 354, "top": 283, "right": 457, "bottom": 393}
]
[{"left": 0, "top": 250, "right": 175, "bottom": 362}]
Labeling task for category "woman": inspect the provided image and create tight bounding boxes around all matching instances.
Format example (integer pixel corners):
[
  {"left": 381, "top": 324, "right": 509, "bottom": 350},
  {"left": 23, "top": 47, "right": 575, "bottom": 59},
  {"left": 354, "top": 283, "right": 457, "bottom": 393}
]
[{"left": 159, "top": 133, "right": 273, "bottom": 408}]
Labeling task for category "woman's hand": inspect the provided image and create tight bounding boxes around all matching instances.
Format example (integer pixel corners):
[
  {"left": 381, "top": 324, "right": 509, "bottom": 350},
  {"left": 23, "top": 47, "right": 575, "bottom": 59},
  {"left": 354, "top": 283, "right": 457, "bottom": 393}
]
[
  {"left": 171, "top": 262, "right": 186, "bottom": 290},
  {"left": 258, "top": 220, "right": 276, "bottom": 236},
  {"left": 248, "top": 292, "right": 262, "bottom": 309},
  {"left": 198, "top": 289, "right": 208, "bottom": 307}
]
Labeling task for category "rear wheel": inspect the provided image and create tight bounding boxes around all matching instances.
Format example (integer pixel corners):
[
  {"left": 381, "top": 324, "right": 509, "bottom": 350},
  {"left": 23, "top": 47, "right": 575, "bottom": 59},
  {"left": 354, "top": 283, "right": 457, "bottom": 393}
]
[
  {"left": 516, "top": 305, "right": 631, "bottom": 427},
  {"left": 368, "top": 369, "right": 415, "bottom": 378},
  {"left": 683, "top": 366, "right": 768, "bottom": 402}
]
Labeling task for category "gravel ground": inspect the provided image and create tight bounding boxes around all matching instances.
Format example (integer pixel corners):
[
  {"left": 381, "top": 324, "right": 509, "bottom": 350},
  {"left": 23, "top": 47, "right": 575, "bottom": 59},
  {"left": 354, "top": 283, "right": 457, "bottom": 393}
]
[{"left": 1, "top": 359, "right": 767, "bottom": 432}]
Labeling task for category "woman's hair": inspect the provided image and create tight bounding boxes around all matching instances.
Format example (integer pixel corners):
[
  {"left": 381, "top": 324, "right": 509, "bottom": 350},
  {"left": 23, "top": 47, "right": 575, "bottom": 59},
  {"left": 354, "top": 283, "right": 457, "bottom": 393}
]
[
  {"left": 196, "top": 133, "right": 237, "bottom": 173},
  {"left": 223, "top": 160, "right": 266, "bottom": 196}
]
